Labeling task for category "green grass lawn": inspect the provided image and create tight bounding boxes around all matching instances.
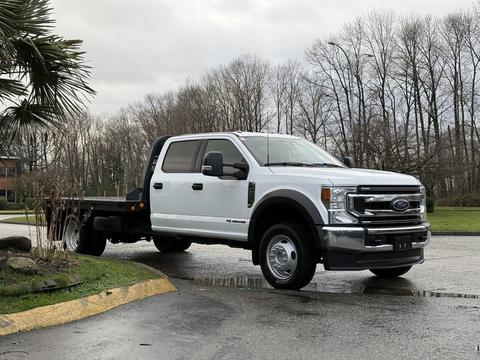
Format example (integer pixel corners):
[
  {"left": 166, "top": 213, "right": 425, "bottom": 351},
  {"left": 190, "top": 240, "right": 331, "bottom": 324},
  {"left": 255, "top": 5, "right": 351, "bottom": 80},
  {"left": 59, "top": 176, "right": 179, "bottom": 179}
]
[
  {"left": 0, "top": 210, "right": 31, "bottom": 215},
  {"left": 429, "top": 207, "right": 480, "bottom": 232},
  {"left": 0, "top": 254, "right": 159, "bottom": 314},
  {"left": 0, "top": 214, "right": 43, "bottom": 225}
]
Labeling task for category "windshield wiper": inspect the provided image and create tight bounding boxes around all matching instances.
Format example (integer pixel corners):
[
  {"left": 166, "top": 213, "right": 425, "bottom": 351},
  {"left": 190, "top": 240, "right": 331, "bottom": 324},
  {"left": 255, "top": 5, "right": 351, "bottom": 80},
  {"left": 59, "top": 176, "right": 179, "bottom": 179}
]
[
  {"left": 309, "top": 163, "right": 344, "bottom": 168},
  {"left": 265, "top": 162, "right": 313, "bottom": 167}
]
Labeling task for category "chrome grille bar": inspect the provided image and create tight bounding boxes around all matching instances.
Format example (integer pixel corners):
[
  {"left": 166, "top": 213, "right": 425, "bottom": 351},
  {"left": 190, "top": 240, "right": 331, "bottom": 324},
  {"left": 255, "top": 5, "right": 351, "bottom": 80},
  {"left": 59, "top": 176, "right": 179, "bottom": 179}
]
[{"left": 347, "top": 190, "right": 424, "bottom": 226}]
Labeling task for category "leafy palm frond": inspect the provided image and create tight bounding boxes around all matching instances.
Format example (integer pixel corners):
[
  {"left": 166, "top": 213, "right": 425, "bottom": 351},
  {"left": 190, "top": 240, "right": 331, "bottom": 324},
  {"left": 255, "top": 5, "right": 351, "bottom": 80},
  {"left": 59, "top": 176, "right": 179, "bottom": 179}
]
[
  {"left": 0, "top": 98, "right": 60, "bottom": 134},
  {"left": 13, "top": 35, "right": 95, "bottom": 119},
  {"left": 0, "top": 0, "right": 94, "bottom": 153},
  {"left": 0, "top": 0, "right": 53, "bottom": 37},
  {"left": 0, "top": 78, "right": 26, "bottom": 100},
  {"left": 0, "top": 0, "right": 53, "bottom": 64}
]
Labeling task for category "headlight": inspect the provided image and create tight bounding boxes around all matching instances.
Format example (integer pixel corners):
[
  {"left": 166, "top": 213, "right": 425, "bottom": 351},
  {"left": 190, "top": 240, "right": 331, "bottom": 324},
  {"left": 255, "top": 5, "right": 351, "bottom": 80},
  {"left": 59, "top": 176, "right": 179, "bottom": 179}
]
[
  {"left": 419, "top": 185, "right": 427, "bottom": 222},
  {"left": 321, "top": 186, "right": 358, "bottom": 224}
]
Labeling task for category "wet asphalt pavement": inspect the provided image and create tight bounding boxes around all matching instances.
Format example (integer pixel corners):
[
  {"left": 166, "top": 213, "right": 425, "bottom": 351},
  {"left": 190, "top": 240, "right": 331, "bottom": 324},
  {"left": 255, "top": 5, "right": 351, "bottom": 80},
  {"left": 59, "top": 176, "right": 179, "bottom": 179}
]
[
  {"left": 1, "top": 279, "right": 479, "bottom": 360},
  {"left": 1, "top": 219, "right": 480, "bottom": 359}
]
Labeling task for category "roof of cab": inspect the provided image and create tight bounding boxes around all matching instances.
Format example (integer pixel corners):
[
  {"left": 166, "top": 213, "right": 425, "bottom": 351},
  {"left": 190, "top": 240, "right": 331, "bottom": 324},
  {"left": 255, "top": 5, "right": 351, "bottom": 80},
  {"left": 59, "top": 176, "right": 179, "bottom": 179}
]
[{"left": 169, "top": 131, "right": 298, "bottom": 140}]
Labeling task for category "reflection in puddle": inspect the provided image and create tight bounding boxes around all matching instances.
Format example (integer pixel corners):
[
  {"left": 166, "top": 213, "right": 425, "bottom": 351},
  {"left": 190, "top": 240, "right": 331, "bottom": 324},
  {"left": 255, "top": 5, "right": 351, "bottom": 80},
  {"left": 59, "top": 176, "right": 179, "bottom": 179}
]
[
  {"left": 363, "top": 276, "right": 418, "bottom": 296},
  {"left": 192, "top": 274, "right": 480, "bottom": 299},
  {"left": 303, "top": 280, "right": 365, "bottom": 294}
]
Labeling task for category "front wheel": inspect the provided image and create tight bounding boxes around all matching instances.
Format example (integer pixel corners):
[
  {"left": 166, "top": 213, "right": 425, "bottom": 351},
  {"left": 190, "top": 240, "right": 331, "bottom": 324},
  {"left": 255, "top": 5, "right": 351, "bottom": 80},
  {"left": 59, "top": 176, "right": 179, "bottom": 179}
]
[
  {"left": 259, "top": 222, "right": 316, "bottom": 290},
  {"left": 369, "top": 266, "right": 412, "bottom": 278}
]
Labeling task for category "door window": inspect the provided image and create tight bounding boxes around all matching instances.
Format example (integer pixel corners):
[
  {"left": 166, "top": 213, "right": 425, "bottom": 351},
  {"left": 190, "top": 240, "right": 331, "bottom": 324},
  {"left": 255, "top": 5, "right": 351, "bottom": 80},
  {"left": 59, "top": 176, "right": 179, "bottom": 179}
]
[
  {"left": 162, "top": 140, "right": 201, "bottom": 173},
  {"left": 204, "top": 139, "right": 246, "bottom": 172}
]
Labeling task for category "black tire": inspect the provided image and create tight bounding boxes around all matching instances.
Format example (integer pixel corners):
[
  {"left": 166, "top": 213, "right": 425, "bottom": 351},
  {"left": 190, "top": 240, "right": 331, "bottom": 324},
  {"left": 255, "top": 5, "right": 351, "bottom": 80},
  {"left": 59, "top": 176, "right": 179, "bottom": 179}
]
[
  {"left": 63, "top": 214, "right": 107, "bottom": 256},
  {"left": 259, "top": 222, "right": 316, "bottom": 290},
  {"left": 80, "top": 228, "right": 107, "bottom": 256},
  {"left": 369, "top": 266, "right": 412, "bottom": 278},
  {"left": 153, "top": 236, "right": 191, "bottom": 253}
]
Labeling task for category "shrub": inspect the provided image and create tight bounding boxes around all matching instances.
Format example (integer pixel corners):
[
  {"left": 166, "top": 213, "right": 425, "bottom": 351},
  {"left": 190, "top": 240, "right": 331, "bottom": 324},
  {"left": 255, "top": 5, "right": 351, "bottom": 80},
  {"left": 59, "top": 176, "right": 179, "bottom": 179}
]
[
  {"left": 0, "top": 197, "right": 7, "bottom": 210},
  {"left": 6, "top": 203, "right": 23, "bottom": 210},
  {"left": 437, "top": 194, "right": 480, "bottom": 207},
  {"left": 24, "top": 197, "right": 35, "bottom": 210}
]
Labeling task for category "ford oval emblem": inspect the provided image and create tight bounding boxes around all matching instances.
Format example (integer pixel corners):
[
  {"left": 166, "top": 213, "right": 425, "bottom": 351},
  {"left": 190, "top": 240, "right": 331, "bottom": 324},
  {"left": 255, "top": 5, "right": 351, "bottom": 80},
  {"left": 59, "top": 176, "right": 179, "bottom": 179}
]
[{"left": 392, "top": 198, "right": 410, "bottom": 212}]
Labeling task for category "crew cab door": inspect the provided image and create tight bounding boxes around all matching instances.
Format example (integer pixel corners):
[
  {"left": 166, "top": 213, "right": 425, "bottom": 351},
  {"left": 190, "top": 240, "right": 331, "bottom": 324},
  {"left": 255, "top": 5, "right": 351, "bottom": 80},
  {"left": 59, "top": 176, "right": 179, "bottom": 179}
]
[
  {"left": 190, "top": 138, "right": 250, "bottom": 241},
  {"left": 150, "top": 139, "right": 202, "bottom": 233}
]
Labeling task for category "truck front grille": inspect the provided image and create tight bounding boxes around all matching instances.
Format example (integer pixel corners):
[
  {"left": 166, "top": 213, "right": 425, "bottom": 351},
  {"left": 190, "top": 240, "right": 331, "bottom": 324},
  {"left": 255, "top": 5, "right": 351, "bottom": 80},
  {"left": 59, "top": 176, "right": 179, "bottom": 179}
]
[{"left": 347, "top": 186, "right": 424, "bottom": 227}]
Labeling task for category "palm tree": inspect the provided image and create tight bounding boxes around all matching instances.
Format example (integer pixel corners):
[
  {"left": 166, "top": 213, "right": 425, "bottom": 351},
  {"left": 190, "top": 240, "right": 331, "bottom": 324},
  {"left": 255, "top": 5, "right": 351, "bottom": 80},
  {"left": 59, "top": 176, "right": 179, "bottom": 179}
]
[{"left": 0, "top": 0, "right": 95, "bottom": 151}]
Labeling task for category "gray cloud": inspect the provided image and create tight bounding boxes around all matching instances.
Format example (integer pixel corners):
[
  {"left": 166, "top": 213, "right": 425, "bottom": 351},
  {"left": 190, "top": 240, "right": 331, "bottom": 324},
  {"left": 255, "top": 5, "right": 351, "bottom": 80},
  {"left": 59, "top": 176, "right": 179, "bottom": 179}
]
[{"left": 52, "top": 0, "right": 473, "bottom": 114}]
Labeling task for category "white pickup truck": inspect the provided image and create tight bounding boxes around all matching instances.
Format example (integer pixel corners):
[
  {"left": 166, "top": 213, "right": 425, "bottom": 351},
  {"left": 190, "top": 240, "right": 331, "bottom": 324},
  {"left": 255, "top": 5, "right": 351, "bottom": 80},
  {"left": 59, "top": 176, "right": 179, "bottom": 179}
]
[{"left": 47, "top": 132, "right": 430, "bottom": 289}]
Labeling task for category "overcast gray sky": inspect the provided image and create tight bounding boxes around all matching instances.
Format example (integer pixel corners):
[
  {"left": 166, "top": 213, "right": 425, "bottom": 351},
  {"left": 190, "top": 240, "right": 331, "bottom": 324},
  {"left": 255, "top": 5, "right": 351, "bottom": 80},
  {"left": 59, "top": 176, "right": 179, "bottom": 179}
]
[{"left": 51, "top": 0, "right": 473, "bottom": 114}]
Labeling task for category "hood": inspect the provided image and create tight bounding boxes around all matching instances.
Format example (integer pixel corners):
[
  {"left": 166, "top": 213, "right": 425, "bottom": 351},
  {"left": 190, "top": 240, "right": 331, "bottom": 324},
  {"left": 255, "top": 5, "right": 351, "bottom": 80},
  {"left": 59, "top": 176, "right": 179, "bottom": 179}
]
[{"left": 268, "top": 167, "right": 420, "bottom": 186}]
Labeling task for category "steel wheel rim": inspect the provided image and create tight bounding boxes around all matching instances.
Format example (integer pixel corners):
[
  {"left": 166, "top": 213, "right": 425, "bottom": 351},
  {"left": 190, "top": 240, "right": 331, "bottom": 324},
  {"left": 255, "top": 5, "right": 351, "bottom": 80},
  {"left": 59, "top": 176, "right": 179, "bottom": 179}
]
[
  {"left": 64, "top": 218, "right": 80, "bottom": 251},
  {"left": 266, "top": 234, "right": 298, "bottom": 280}
]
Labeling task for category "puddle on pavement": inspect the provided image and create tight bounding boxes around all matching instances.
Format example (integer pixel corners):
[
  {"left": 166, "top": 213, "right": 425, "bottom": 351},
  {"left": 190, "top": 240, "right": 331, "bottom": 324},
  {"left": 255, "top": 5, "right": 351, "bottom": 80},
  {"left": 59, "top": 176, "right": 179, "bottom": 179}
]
[{"left": 192, "top": 275, "right": 480, "bottom": 299}]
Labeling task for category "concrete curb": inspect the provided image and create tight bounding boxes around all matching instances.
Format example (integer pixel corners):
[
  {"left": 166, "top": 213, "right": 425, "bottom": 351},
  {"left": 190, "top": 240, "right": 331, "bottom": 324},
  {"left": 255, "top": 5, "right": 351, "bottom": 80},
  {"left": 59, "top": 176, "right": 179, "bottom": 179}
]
[{"left": 0, "top": 275, "right": 176, "bottom": 336}]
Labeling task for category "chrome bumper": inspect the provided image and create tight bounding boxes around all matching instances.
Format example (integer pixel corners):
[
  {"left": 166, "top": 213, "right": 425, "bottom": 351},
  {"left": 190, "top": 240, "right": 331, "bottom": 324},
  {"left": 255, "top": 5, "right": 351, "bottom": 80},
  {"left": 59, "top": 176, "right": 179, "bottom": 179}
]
[{"left": 320, "top": 224, "right": 431, "bottom": 253}]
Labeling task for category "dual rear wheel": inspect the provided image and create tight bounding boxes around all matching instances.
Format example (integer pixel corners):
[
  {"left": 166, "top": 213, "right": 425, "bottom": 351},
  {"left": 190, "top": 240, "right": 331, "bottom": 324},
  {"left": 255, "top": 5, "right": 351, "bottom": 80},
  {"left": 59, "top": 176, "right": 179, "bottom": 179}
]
[{"left": 62, "top": 214, "right": 107, "bottom": 256}]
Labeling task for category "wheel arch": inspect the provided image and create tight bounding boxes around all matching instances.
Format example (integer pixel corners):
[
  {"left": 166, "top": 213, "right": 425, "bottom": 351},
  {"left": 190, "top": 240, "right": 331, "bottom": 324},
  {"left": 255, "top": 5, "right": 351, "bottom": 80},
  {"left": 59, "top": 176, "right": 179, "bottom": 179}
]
[{"left": 248, "top": 189, "right": 324, "bottom": 265}]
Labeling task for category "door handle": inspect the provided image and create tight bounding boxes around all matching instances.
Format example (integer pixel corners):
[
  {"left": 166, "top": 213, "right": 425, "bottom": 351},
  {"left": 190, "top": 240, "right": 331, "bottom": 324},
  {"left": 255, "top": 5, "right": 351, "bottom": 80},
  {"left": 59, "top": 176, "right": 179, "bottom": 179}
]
[
  {"left": 153, "top": 182, "right": 163, "bottom": 189},
  {"left": 192, "top": 183, "right": 203, "bottom": 190}
]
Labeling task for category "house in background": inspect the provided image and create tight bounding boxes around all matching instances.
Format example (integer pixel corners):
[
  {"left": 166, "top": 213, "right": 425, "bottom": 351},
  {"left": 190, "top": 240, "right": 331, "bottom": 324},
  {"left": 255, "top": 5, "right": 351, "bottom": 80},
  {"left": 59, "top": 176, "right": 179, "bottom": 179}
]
[{"left": 0, "top": 156, "right": 20, "bottom": 202}]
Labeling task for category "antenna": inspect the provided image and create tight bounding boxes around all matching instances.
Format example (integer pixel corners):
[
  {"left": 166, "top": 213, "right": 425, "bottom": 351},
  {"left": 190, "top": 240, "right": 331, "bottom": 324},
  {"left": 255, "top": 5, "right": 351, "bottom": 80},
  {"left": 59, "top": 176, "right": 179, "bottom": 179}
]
[{"left": 266, "top": 130, "right": 270, "bottom": 165}]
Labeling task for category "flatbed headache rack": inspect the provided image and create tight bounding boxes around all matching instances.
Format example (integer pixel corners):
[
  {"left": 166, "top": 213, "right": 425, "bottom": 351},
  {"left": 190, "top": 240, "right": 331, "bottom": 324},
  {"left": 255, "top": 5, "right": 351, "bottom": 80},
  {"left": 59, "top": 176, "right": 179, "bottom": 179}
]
[{"left": 44, "top": 136, "right": 171, "bottom": 215}]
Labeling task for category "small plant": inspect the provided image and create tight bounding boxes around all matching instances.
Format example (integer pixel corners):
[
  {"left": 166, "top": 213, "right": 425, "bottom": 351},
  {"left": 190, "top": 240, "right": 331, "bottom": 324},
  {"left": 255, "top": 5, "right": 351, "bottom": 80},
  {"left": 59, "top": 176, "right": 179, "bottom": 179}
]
[
  {"left": 26, "top": 165, "right": 87, "bottom": 260},
  {"left": 0, "top": 196, "right": 7, "bottom": 210}
]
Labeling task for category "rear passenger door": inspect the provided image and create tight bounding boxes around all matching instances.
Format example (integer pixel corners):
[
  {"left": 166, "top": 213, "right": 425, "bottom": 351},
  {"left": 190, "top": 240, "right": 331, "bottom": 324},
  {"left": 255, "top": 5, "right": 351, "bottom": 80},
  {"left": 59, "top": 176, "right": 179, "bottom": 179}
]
[{"left": 150, "top": 139, "right": 202, "bottom": 234}]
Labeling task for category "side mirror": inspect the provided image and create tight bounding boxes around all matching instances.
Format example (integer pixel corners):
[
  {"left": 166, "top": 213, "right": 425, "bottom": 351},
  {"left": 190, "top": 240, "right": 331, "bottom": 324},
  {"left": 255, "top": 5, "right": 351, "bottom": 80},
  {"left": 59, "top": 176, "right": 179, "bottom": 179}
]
[
  {"left": 343, "top": 156, "right": 354, "bottom": 168},
  {"left": 202, "top": 151, "right": 224, "bottom": 177}
]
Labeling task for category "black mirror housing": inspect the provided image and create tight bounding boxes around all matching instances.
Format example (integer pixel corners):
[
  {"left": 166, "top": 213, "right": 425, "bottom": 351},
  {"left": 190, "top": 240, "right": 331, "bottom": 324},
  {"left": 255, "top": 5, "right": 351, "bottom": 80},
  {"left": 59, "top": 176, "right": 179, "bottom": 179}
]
[
  {"left": 202, "top": 151, "right": 224, "bottom": 176},
  {"left": 343, "top": 156, "right": 354, "bottom": 168}
]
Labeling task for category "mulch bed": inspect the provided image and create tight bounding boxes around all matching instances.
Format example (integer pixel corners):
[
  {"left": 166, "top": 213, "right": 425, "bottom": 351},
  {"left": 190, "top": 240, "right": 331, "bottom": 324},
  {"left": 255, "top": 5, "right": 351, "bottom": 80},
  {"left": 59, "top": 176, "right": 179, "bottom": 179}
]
[
  {"left": 0, "top": 250, "right": 83, "bottom": 294},
  {"left": 0, "top": 250, "right": 76, "bottom": 274}
]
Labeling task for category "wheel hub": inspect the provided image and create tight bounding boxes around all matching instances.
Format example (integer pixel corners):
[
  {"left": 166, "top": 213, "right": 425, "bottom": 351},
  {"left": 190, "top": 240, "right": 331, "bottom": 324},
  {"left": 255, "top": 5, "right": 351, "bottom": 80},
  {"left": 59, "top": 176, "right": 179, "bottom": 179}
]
[
  {"left": 266, "top": 234, "right": 298, "bottom": 280},
  {"left": 64, "top": 218, "right": 80, "bottom": 251}
]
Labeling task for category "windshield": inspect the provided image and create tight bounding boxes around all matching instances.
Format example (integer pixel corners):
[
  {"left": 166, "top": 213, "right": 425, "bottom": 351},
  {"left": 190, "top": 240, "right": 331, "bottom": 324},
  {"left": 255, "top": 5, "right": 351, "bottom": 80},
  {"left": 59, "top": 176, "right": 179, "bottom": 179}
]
[{"left": 241, "top": 136, "right": 345, "bottom": 167}]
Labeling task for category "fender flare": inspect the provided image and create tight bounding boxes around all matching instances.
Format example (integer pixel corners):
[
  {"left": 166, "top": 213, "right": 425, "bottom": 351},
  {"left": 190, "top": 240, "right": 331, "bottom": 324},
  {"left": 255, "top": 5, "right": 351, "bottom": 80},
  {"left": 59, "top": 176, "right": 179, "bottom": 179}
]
[{"left": 248, "top": 189, "right": 324, "bottom": 264}]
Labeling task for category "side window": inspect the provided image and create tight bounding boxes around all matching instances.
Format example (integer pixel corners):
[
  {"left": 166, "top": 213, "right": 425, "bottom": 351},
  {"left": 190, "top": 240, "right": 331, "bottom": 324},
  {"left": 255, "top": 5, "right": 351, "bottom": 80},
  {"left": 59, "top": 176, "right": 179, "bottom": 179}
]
[
  {"left": 204, "top": 139, "right": 246, "bottom": 171},
  {"left": 162, "top": 140, "right": 201, "bottom": 173}
]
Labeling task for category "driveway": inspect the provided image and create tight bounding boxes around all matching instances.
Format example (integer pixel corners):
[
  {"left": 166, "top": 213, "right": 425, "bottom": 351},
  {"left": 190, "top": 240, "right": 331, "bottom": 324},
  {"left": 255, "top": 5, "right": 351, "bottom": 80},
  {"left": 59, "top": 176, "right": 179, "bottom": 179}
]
[
  {"left": 0, "top": 215, "right": 42, "bottom": 240},
  {"left": 1, "top": 220, "right": 480, "bottom": 359},
  {"left": 1, "top": 278, "right": 479, "bottom": 360}
]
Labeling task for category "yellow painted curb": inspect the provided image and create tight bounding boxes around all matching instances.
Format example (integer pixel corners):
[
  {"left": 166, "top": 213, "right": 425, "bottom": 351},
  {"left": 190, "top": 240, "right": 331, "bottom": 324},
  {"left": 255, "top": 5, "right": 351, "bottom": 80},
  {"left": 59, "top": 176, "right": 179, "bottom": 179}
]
[{"left": 0, "top": 277, "right": 176, "bottom": 336}]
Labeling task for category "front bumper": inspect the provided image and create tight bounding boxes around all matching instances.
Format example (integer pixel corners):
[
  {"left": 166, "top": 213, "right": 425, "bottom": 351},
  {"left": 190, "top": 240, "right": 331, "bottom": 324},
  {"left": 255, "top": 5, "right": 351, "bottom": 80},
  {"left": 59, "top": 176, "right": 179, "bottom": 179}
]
[{"left": 319, "top": 224, "right": 430, "bottom": 270}]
